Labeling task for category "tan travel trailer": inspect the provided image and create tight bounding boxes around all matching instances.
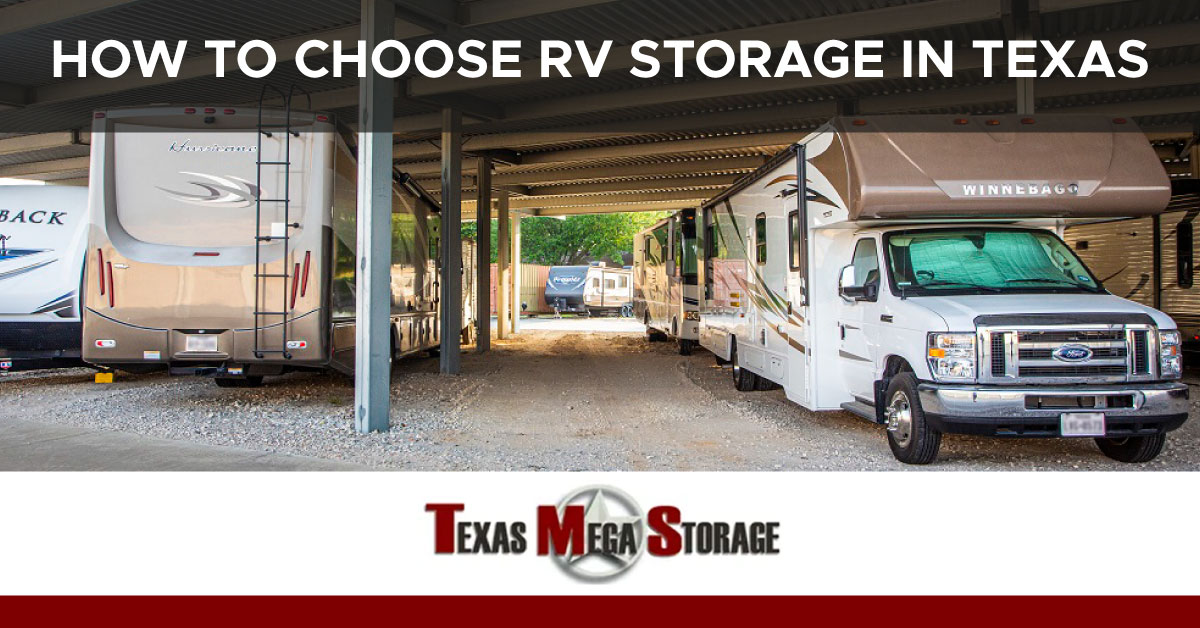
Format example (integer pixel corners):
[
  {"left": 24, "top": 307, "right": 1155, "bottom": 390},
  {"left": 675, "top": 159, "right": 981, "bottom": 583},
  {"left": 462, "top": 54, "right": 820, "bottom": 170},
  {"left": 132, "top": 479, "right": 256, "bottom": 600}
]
[
  {"left": 1064, "top": 180, "right": 1200, "bottom": 344},
  {"left": 699, "top": 115, "right": 1185, "bottom": 464},
  {"left": 81, "top": 105, "right": 443, "bottom": 386},
  {"left": 633, "top": 208, "right": 700, "bottom": 354}
]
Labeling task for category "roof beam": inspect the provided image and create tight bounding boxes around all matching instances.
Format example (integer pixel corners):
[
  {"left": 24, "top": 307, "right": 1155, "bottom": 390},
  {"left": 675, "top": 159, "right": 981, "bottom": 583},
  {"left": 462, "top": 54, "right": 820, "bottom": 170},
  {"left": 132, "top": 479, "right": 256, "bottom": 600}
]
[
  {"left": 0, "top": 156, "right": 90, "bottom": 178},
  {"left": 534, "top": 200, "right": 700, "bottom": 216},
  {"left": 0, "top": 0, "right": 140, "bottom": 37},
  {"left": 0, "top": 131, "right": 87, "bottom": 156},
  {"left": 391, "top": 101, "right": 836, "bottom": 159},
  {"left": 462, "top": 189, "right": 710, "bottom": 210},
  {"left": 428, "top": 174, "right": 739, "bottom": 197},
  {"left": 409, "top": 155, "right": 766, "bottom": 182},
  {"left": 517, "top": 130, "right": 800, "bottom": 166}
]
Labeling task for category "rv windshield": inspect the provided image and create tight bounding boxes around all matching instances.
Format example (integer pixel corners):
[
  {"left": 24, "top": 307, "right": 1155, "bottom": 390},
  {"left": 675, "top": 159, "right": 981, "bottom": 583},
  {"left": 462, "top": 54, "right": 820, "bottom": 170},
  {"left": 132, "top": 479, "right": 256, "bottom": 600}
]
[{"left": 884, "top": 228, "right": 1103, "bottom": 296}]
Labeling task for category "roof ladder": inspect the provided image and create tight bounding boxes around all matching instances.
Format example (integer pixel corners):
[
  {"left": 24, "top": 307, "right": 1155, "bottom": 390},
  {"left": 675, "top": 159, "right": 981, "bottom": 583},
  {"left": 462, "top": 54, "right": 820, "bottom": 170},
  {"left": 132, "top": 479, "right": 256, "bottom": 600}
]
[{"left": 251, "top": 85, "right": 307, "bottom": 360}]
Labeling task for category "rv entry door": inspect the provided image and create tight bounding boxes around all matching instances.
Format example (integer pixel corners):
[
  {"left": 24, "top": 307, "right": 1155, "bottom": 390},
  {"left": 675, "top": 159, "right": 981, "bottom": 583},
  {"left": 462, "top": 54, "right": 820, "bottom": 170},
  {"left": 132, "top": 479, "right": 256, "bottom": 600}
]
[{"left": 837, "top": 237, "right": 883, "bottom": 402}]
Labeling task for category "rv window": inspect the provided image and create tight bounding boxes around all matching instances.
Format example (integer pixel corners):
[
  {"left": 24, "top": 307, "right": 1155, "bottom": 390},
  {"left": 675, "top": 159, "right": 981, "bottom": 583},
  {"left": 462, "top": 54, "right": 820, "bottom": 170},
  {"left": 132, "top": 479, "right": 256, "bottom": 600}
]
[
  {"left": 788, "top": 210, "right": 801, "bottom": 270},
  {"left": 755, "top": 213, "right": 767, "bottom": 265},
  {"left": 618, "top": 275, "right": 628, "bottom": 288},
  {"left": 605, "top": 278, "right": 616, "bottom": 290},
  {"left": 593, "top": 277, "right": 600, "bottom": 289},
  {"left": 850, "top": 238, "right": 880, "bottom": 288},
  {"left": 673, "top": 222, "right": 683, "bottom": 276},
  {"left": 1179, "top": 222, "right": 1194, "bottom": 288}
]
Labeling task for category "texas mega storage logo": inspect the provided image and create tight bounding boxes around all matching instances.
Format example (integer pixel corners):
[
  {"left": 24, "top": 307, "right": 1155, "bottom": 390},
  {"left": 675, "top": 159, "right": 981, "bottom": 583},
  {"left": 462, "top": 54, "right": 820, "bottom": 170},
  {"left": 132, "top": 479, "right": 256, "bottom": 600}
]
[{"left": 425, "top": 485, "right": 780, "bottom": 581}]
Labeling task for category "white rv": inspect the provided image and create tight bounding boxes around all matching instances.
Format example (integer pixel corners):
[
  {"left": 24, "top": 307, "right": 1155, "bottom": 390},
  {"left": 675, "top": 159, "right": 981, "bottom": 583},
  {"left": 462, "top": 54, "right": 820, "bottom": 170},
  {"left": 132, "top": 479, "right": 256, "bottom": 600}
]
[
  {"left": 634, "top": 208, "right": 701, "bottom": 354},
  {"left": 699, "top": 115, "right": 1187, "bottom": 464},
  {"left": 0, "top": 185, "right": 89, "bottom": 371},
  {"left": 81, "top": 105, "right": 444, "bottom": 386}
]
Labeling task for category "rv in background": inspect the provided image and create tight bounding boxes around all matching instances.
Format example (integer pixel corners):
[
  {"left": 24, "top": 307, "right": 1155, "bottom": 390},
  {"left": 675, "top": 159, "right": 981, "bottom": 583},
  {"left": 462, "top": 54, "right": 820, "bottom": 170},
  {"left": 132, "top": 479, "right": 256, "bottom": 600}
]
[
  {"left": 544, "top": 263, "right": 633, "bottom": 317},
  {"left": 1064, "top": 179, "right": 1200, "bottom": 345},
  {"left": 0, "top": 185, "right": 89, "bottom": 371},
  {"left": 699, "top": 115, "right": 1186, "bottom": 464},
  {"left": 82, "top": 106, "right": 444, "bottom": 387},
  {"left": 634, "top": 208, "right": 700, "bottom": 354}
]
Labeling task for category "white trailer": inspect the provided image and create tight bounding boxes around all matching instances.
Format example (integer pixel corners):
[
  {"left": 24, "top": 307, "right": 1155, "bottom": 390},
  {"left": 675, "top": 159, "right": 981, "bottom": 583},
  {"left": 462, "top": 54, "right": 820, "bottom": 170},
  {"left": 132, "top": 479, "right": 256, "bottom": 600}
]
[
  {"left": 0, "top": 185, "right": 89, "bottom": 371},
  {"left": 633, "top": 208, "right": 701, "bottom": 354},
  {"left": 699, "top": 115, "right": 1187, "bottom": 464}
]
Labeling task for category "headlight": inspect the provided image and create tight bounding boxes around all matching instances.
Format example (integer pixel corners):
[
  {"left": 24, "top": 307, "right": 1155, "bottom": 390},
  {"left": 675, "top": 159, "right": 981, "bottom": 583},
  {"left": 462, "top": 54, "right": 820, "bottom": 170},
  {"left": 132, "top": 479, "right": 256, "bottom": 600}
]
[
  {"left": 1159, "top": 329, "right": 1182, "bottom": 379},
  {"left": 684, "top": 311, "right": 700, "bottom": 321},
  {"left": 928, "top": 332, "right": 976, "bottom": 382}
]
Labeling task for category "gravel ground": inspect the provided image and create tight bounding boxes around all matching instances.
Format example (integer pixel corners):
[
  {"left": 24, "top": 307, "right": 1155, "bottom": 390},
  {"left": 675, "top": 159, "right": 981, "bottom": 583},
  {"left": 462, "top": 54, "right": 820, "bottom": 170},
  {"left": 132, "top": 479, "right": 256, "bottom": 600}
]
[{"left": 1, "top": 325, "right": 1198, "bottom": 470}]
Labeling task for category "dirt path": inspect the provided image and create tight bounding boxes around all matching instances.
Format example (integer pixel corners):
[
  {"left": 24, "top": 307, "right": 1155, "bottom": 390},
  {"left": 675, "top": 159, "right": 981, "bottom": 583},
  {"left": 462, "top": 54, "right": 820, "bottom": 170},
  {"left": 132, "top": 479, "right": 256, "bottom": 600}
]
[{"left": 1, "top": 326, "right": 1198, "bottom": 470}]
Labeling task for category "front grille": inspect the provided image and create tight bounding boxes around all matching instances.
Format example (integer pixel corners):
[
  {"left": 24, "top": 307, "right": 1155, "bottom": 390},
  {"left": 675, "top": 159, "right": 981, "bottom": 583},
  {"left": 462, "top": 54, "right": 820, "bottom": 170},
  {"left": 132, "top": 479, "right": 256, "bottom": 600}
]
[
  {"left": 1132, "top": 330, "right": 1150, "bottom": 374},
  {"left": 1019, "top": 330, "right": 1125, "bottom": 344},
  {"left": 1019, "top": 365, "right": 1128, "bottom": 377},
  {"left": 982, "top": 324, "right": 1157, "bottom": 383},
  {"left": 991, "top": 332, "right": 1007, "bottom": 375},
  {"left": 1019, "top": 347, "right": 1126, "bottom": 360}
]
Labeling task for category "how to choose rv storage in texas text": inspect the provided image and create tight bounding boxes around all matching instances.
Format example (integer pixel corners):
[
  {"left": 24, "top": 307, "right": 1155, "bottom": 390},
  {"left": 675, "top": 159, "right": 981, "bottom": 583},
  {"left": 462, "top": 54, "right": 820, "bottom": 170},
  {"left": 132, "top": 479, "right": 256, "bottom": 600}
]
[{"left": 53, "top": 38, "right": 1149, "bottom": 80}]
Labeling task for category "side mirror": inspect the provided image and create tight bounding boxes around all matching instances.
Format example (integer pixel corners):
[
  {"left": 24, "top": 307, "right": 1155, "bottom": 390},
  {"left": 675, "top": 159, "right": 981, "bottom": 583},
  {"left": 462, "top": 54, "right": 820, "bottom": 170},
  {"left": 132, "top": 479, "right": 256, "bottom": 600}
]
[{"left": 839, "top": 265, "right": 865, "bottom": 300}]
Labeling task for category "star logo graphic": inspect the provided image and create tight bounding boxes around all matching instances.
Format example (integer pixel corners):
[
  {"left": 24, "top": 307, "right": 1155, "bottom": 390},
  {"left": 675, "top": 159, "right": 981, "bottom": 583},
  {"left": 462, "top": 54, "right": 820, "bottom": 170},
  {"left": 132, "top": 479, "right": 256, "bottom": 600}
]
[{"left": 551, "top": 485, "right": 646, "bottom": 581}]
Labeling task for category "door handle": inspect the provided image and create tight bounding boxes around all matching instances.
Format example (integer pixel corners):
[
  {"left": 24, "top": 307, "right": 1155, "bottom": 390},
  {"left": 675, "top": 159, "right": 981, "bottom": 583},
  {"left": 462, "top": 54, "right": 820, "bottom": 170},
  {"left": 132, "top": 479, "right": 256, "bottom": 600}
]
[
  {"left": 840, "top": 324, "right": 845, "bottom": 340},
  {"left": 880, "top": 314, "right": 894, "bottom": 323}
]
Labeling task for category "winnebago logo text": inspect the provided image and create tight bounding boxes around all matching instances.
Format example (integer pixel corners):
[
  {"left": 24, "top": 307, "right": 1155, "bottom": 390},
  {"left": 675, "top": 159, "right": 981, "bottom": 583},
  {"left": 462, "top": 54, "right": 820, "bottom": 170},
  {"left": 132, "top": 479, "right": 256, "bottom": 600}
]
[
  {"left": 426, "top": 485, "right": 780, "bottom": 582},
  {"left": 959, "top": 182, "right": 1079, "bottom": 197},
  {"left": 168, "top": 139, "right": 257, "bottom": 153}
]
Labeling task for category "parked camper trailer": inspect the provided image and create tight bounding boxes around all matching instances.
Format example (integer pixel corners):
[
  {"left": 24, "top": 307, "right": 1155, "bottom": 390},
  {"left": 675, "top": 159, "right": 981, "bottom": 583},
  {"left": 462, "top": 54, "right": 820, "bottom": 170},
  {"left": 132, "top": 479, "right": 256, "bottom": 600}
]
[
  {"left": 699, "top": 115, "right": 1186, "bottom": 464},
  {"left": 544, "top": 264, "right": 633, "bottom": 317},
  {"left": 81, "top": 106, "right": 443, "bottom": 386},
  {"left": 0, "top": 185, "right": 89, "bottom": 371},
  {"left": 634, "top": 208, "right": 700, "bottom": 354},
  {"left": 1064, "top": 179, "right": 1200, "bottom": 344}
]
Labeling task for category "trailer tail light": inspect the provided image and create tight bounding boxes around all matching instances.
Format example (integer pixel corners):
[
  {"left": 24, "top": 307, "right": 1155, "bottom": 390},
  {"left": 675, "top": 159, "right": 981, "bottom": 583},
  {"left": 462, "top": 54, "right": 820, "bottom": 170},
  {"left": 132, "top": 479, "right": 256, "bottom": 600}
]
[
  {"left": 184, "top": 107, "right": 196, "bottom": 114},
  {"left": 223, "top": 108, "right": 236, "bottom": 115},
  {"left": 290, "top": 262, "right": 301, "bottom": 309},
  {"left": 316, "top": 114, "right": 329, "bottom": 122},
  {"left": 93, "top": 112, "right": 105, "bottom": 119},
  {"left": 106, "top": 261, "right": 115, "bottom": 307},
  {"left": 1020, "top": 117, "right": 1035, "bottom": 125},
  {"left": 193, "top": 251, "right": 220, "bottom": 257},
  {"left": 985, "top": 119, "right": 1001, "bottom": 126},
  {"left": 94, "top": 339, "right": 116, "bottom": 348},
  {"left": 97, "top": 249, "right": 106, "bottom": 295},
  {"left": 852, "top": 119, "right": 867, "bottom": 126},
  {"left": 300, "top": 251, "right": 311, "bottom": 297},
  {"left": 1112, "top": 117, "right": 1128, "bottom": 125},
  {"left": 203, "top": 107, "right": 216, "bottom": 114},
  {"left": 953, "top": 118, "right": 969, "bottom": 125}
]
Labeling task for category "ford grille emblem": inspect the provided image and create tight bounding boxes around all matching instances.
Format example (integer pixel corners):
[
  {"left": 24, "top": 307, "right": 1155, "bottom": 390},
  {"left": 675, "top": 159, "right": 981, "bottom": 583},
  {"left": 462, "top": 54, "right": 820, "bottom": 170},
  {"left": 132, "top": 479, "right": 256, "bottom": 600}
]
[{"left": 1053, "top": 344, "right": 1093, "bottom": 363}]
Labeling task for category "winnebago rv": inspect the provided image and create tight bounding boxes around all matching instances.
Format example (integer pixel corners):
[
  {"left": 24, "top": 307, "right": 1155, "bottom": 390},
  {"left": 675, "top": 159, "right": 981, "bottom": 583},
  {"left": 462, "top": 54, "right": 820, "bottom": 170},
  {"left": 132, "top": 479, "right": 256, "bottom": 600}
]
[
  {"left": 81, "top": 106, "right": 443, "bottom": 387},
  {"left": 0, "top": 185, "right": 89, "bottom": 371},
  {"left": 545, "top": 264, "right": 632, "bottom": 317},
  {"left": 1064, "top": 179, "right": 1200, "bottom": 344},
  {"left": 699, "top": 115, "right": 1186, "bottom": 464},
  {"left": 634, "top": 208, "right": 700, "bottom": 354}
]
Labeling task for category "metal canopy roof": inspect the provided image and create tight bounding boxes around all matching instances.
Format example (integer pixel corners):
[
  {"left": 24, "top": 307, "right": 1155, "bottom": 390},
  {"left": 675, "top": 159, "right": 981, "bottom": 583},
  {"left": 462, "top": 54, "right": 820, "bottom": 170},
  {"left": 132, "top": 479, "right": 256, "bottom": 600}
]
[{"left": 0, "top": 0, "right": 1195, "bottom": 216}]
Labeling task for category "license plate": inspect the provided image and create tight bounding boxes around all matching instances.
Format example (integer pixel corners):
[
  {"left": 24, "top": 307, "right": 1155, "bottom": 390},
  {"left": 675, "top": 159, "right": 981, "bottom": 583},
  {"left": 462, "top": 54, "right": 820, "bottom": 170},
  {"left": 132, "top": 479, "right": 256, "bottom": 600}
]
[
  {"left": 185, "top": 335, "right": 218, "bottom": 352},
  {"left": 1061, "top": 412, "right": 1105, "bottom": 437}
]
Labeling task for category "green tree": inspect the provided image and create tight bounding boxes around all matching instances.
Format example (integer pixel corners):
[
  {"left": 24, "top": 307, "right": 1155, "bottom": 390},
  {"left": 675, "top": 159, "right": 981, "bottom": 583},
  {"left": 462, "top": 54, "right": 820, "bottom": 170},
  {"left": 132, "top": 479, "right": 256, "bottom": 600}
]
[{"left": 462, "top": 211, "right": 669, "bottom": 266}]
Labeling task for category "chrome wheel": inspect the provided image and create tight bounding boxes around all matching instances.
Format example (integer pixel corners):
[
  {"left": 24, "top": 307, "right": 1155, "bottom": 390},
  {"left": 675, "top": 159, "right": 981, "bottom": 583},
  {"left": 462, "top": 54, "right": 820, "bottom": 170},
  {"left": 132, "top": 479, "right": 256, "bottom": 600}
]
[{"left": 886, "top": 390, "right": 913, "bottom": 448}]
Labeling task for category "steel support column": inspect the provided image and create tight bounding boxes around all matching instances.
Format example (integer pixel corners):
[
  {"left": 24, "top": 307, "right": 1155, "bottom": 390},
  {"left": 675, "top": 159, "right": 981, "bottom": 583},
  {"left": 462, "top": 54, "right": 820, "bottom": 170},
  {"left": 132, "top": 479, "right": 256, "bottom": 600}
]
[
  {"left": 497, "top": 192, "right": 511, "bottom": 339},
  {"left": 440, "top": 108, "right": 463, "bottom": 374},
  {"left": 511, "top": 212, "right": 522, "bottom": 333},
  {"left": 475, "top": 155, "right": 492, "bottom": 352},
  {"left": 353, "top": 0, "right": 395, "bottom": 434}
]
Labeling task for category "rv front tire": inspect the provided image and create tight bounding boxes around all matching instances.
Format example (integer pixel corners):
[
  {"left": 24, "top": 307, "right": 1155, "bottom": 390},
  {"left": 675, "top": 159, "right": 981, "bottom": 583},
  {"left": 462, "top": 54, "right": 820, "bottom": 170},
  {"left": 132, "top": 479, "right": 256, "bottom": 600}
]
[
  {"left": 679, "top": 339, "right": 695, "bottom": 355},
  {"left": 884, "top": 373, "right": 941, "bottom": 464},
  {"left": 1095, "top": 434, "right": 1166, "bottom": 463}
]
